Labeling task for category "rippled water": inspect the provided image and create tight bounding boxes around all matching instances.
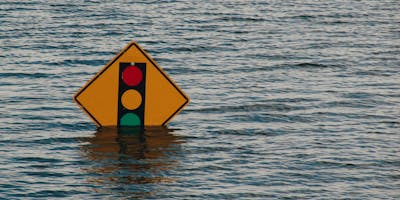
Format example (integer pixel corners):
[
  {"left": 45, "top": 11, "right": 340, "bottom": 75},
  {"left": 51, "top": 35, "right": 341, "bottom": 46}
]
[{"left": 1, "top": 0, "right": 400, "bottom": 199}]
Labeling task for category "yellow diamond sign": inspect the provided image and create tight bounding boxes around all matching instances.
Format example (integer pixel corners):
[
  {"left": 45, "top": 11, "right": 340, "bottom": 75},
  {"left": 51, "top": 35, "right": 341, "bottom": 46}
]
[{"left": 74, "top": 41, "right": 189, "bottom": 127}]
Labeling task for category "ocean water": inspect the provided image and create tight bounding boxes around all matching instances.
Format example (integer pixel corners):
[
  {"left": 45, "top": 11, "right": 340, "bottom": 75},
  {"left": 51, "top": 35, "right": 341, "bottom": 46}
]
[{"left": 1, "top": 0, "right": 399, "bottom": 199}]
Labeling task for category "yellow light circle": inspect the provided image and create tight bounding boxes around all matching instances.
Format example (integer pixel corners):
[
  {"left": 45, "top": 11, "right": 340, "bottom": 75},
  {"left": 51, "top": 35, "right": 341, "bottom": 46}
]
[{"left": 121, "top": 89, "right": 142, "bottom": 110}]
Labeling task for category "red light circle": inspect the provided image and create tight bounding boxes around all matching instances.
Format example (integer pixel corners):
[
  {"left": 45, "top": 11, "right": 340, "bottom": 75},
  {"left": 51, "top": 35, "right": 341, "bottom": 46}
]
[{"left": 122, "top": 66, "right": 143, "bottom": 86}]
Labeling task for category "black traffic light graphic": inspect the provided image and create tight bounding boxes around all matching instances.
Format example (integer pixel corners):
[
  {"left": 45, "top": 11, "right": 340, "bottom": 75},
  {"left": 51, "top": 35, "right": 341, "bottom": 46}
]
[{"left": 118, "top": 62, "right": 146, "bottom": 127}]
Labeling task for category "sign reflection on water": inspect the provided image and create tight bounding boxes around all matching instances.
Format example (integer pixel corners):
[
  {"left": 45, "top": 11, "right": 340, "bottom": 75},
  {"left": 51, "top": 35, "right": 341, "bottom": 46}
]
[{"left": 81, "top": 127, "right": 184, "bottom": 188}]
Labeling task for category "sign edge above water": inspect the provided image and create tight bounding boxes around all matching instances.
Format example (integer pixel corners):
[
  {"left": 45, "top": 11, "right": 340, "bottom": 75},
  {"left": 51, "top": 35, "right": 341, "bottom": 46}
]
[{"left": 73, "top": 41, "right": 190, "bottom": 127}]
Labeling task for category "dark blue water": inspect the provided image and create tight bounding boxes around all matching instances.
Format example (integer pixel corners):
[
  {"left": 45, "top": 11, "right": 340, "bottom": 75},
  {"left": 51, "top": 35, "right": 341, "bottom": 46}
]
[{"left": 1, "top": 0, "right": 399, "bottom": 199}]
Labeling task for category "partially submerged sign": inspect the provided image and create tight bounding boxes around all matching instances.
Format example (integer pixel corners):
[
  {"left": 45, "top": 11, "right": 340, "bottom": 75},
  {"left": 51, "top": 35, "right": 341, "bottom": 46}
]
[{"left": 74, "top": 41, "right": 189, "bottom": 127}]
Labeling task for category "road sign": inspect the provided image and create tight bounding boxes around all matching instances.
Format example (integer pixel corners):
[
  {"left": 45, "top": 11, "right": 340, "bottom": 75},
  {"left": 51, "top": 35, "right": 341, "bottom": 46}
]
[{"left": 74, "top": 41, "right": 189, "bottom": 127}]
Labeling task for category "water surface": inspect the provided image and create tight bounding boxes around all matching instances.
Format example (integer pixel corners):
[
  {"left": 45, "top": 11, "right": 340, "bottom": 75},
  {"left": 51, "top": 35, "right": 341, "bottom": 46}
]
[{"left": 1, "top": 0, "right": 399, "bottom": 199}]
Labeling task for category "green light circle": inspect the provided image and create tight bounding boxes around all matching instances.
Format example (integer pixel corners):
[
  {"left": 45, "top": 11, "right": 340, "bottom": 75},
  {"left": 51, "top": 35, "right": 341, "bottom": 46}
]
[{"left": 120, "top": 113, "right": 141, "bottom": 126}]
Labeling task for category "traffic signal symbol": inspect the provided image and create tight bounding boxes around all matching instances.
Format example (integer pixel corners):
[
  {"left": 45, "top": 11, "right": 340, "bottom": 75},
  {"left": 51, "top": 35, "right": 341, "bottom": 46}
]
[
  {"left": 74, "top": 41, "right": 189, "bottom": 127},
  {"left": 122, "top": 65, "right": 143, "bottom": 86},
  {"left": 121, "top": 89, "right": 142, "bottom": 110},
  {"left": 118, "top": 62, "right": 146, "bottom": 127}
]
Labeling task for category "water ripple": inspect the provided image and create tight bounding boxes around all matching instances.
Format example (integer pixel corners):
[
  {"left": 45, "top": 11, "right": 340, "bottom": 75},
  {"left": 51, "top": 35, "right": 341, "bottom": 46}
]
[{"left": 1, "top": 0, "right": 399, "bottom": 199}]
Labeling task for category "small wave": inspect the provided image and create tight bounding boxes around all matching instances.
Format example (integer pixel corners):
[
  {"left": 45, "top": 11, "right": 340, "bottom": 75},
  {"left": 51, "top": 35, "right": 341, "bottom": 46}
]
[
  {"left": 156, "top": 46, "right": 209, "bottom": 53},
  {"left": 341, "top": 92, "right": 376, "bottom": 99},
  {"left": 239, "top": 63, "right": 345, "bottom": 72},
  {"left": 292, "top": 62, "right": 342, "bottom": 68},
  {"left": 217, "top": 16, "right": 265, "bottom": 22},
  {"left": 14, "top": 157, "right": 63, "bottom": 163},
  {"left": 290, "top": 15, "right": 317, "bottom": 20},
  {"left": 189, "top": 102, "right": 306, "bottom": 114},
  {"left": 21, "top": 171, "right": 69, "bottom": 178},
  {"left": 0, "top": 72, "right": 52, "bottom": 79},
  {"left": 353, "top": 70, "right": 395, "bottom": 77},
  {"left": 63, "top": 59, "right": 107, "bottom": 67}
]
